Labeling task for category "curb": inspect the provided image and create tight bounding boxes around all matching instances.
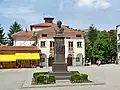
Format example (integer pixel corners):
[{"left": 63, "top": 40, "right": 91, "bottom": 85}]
[{"left": 22, "top": 82, "right": 106, "bottom": 89}]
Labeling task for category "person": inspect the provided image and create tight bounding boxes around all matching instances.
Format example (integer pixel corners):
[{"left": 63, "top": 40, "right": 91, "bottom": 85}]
[{"left": 98, "top": 60, "right": 101, "bottom": 66}]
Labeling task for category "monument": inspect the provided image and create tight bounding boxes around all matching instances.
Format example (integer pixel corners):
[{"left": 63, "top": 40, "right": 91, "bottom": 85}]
[{"left": 49, "top": 21, "right": 70, "bottom": 80}]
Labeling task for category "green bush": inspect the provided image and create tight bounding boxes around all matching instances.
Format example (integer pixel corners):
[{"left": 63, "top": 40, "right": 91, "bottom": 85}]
[
  {"left": 33, "top": 72, "right": 56, "bottom": 84},
  {"left": 70, "top": 72, "right": 88, "bottom": 83},
  {"left": 36, "top": 74, "right": 49, "bottom": 84},
  {"left": 48, "top": 75, "right": 56, "bottom": 84},
  {"left": 33, "top": 72, "right": 49, "bottom": 81},
  {"left": 70, "top": 71, "right": 79, "bottom": 75},
  {"left": 80, "top": 73, "right": 88, "bottom": 82}
]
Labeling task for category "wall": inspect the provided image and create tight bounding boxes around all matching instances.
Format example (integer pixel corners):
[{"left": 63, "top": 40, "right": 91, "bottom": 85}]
[
  {"left": 32, "top": 27, "right": 49, "bottom": 31},
  {"left": 117, "top": 26, "right": 120, "bottom": 59},
  {"left": 14, "top": 37, "right": 36, "bottom": 46},
  {"left": 37, "top": 33, "right": 85, "bottom": 67}
]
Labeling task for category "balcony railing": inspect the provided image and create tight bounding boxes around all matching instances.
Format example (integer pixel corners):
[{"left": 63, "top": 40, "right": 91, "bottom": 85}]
[
  {"left": 68, "top": 47, "right": 74, "bottom": 53},
  {"left": 50, "top": 47, "right": 54, "bottom": 53}
]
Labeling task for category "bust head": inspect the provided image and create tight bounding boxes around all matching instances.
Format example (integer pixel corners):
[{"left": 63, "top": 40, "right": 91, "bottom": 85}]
[{"left": 57, "top": 20, "right": 62, "bottom": 28}]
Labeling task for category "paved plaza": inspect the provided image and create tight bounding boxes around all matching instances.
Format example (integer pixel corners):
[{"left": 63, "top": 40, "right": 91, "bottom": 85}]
[{"left": 0, "top": 64, "right": 120, "bottom": 90}]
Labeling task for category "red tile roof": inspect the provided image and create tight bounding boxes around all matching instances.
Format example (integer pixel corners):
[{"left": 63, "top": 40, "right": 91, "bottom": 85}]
[
  {"left": 0, "top": 46, "right": 40, "bottom": 51},
  {"left": 36, "top": 25, "right": 84, "bottom": 38},
  {"left": 11, "top": 31, "right": 34, "bottom": 38},
  {"left": 11, "top": 25, "right": 84, "bottom": 38},
  {"left": 30, "top": 23, "right": 55, "bottom": 27}
]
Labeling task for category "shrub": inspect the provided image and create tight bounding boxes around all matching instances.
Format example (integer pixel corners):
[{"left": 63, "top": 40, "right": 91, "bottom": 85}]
[
  {"left": 33, "top": 72, "right": 49, "bottom": 81},
  {"left": 36, "top": 74, "right": 49, "bottom": 84},
  {"left": 70, "top": 71, "right": 79, "bottom": 75},
  {"left": 48, "top": 75, "right": 56, "bottom": 84},
  {"left": 70, "top": 72, "right": 88, "bottom": 83},
  {"left": 33, "top": 72, "right": 56, "bottom": 84},
  {"left": 80, "top": 73, "right": 88, "bottom": 81}
]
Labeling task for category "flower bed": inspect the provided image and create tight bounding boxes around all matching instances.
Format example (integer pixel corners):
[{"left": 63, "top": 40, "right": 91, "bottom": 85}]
[{"left": 32, "top": 71, "right": 89, "bottom": 85}]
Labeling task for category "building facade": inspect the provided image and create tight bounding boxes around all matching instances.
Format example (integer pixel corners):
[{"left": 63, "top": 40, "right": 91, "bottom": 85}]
[
  {"left": 117, "top": 25, "right": 120, "bottom": 61},
  {"left": 12, "top": 17, "right": 85, "bottom": 67}
]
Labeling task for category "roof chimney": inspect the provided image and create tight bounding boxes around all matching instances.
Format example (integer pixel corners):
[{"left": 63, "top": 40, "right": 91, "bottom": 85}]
[
  {"left": 25, "top": 27, "right": 28, "bottom": 32},
  {"left": 44, "top": 17, "right": 54, "bottom": 23}
]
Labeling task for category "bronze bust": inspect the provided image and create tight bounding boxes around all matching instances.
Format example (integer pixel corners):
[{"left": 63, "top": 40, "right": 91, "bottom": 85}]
[{"left": 54, "top": 20, "right": 64, "bottom": 34}]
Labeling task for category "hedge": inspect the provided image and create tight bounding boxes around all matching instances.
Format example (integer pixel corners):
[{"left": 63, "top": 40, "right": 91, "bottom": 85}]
[
  {"left": 70, "top": 71, "right": 88, "bottom": 83},
  {"left": 33, "top": 72, "right": 56, "bottom": 84}
]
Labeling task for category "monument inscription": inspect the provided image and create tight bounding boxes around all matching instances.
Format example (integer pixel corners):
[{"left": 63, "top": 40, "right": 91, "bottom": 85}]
[{"left": 56, "top": 45, "right": 65, "bottom": 54}]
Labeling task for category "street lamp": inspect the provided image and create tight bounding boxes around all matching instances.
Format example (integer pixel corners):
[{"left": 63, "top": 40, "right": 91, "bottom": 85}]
[{"left": 116, "top": 25, "right": 120, "bottom": 64}]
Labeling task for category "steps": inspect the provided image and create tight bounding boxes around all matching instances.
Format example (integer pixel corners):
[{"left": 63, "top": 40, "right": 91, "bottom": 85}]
[{"left": 49, "top": 71, "right": 70, "bottom": 80}]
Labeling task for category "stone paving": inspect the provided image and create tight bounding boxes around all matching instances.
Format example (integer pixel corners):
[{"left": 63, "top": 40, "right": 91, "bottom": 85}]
[{"left": 0, "top": 64, "right": 120, "bottom": 90}]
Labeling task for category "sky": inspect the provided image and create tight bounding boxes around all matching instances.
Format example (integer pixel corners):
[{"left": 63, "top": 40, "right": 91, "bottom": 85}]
[{"left": 0, "top": 0, "right": 120, "bottom": 34}]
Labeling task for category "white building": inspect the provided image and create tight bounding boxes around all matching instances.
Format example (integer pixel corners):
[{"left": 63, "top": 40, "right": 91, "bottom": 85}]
[
  {"left": 117, "top": 25, "right": 120, "bottom": 61},
  {"left": 12, "top": 17, "right": 85, "bottom": 67}
]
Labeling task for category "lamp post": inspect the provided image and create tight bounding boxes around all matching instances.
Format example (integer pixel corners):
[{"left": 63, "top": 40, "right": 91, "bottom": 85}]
[{"left": 116, "top": 25, "right": 120, "bottom": 64}]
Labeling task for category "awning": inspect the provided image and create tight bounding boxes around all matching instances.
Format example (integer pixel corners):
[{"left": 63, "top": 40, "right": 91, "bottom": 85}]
[
  {"left": 16, "top": 53, "right": 40, "bottom": 60},
  {"left": 30, "top": 53, "right": 40, "bottom": 60},
  {"left": 16, "top": 53, "right": 31, "bottom": 60},
  {"left": 0, "top": 54, "right": 16, "bottom": 62}
]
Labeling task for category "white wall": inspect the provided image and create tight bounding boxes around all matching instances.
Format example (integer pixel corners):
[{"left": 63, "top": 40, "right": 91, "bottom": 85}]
[
  {"left": 13, "top": 37, "right": 36, "bottom": 46},
  {"left": 32, "top": 27, "right": 49, "bottom": 31},
  {"left": 37, "top": 34, "right": 85, "bottom": 67},
  {"left": 117, "top": 26, "right": 120, "bottom": 59}
]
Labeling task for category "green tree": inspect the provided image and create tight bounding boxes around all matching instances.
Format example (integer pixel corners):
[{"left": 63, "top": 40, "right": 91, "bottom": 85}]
[
  {"left": 87, "top": 24, "right": 98, "bottom": 46},
  {"left": 85, "top": 24, "right": 99, "bottom": 63},
  {"left": 7, "top": 21, "right": 22, "bottom": 45},
  {"left": 0, "top": 24, "right": 6, "bottom": 44},
  {"left": 108, "top": 30, "right": 117, "bottom": 61},
  {"left": 93, "top": 30, "right": 110, "bottom": 63}
]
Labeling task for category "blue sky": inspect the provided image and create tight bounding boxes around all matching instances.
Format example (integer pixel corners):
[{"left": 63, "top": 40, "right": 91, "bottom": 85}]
[{"left": 0, "top": 0, "right": 120, "bottom": 34}]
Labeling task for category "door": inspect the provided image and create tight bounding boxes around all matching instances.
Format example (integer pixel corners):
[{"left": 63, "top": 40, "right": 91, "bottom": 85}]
[{"left": 67, "top": 57, "right": 72, "bottom": 66}]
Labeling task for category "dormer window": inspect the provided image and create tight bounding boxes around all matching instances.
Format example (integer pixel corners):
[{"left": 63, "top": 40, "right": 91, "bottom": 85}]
[
  {"left": 42, "top": 34, "right": 47, "bottom": 37},
  {"left": 76, "top": 34, "right": 81, "bottom": 37}
]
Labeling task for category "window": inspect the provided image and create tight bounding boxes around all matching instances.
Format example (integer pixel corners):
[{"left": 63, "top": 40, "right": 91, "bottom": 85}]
[
  {"left": 76, "top": 34, "right": 81, "bottom": 37},
  {"left": 41, "top": 41, "right": 45, "bottom": 47},
  {"left": 76, "top": 57, "right": 80, "bottom": 62},
  {"left": 68, "top": 41, "right": 73, "bottom": 47},
  {"left": 118, "top": 34, "right": 120, "bottom": 40},
  {"left": 77, "top": 42, "right": 82, "bottom": 47},
  {"left": 50, "top": 41, "right": 54, "bottom": 47},
  {"left": 118, "top": 45, "right": 120, "bottom": 52},
  {"left": 66, "top": 37, "right": 70, "bottom": 39},
  {"left": 42, "top": 34, "right": 47, "bottom": 37}
]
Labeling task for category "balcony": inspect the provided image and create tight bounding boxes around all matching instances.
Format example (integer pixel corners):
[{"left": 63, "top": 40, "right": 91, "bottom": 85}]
[
  {"left": 68, "top": 47, "right": 74, "bottom": 53},
  {"left": 50, "top": 47, "right": 54, "bottom": 53}
]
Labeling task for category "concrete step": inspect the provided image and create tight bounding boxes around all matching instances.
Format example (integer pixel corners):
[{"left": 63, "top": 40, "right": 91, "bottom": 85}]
[
  {"left": 56, "top": 80, "right": 70, "bottom": 83},
  {"left": 55, "top": 76, "right": 70, "bottom": 80},
  {"left": 49, "top": 72, "right": 70, "bottom": 76}
]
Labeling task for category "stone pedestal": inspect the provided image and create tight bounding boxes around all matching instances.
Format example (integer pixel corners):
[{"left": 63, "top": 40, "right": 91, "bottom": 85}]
[{"left": 50, "top": 34, "right": 70, "bottom": 80}]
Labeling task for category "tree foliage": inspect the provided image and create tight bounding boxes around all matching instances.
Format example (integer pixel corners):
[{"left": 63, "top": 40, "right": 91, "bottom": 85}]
[
  {"left": 0, "top": 24, "right": 6, "bottom": 44},
  {"left": 7, "top": 21, "right": 22, "bottom": 45},
  {"left": 85, "top": 25, "right": 117, "bottom": 64}
]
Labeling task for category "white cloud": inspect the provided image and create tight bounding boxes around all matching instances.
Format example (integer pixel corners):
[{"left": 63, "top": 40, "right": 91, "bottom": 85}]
[
  {"left": 59, "top": 0, "right": 72, "bottom": 11},
  {"left": 0, "top": 6, "right": 40, "bottom": 23},
  {"left": 0, "top": 0, "right": 40, "bottom": 24},
  {"left": 76, "top": 0, "right": 111, "bottom": 9}
]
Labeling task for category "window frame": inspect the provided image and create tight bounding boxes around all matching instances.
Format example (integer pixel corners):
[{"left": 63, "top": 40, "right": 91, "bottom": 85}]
[
  {"left": 68, "top": 41, "right": 73, "bottom": 47},
  {"left": 40, "top": 41, "right": 46, "bottom": 47},
  {"left": 77, "top": 42, "right": 82, "bottom": 48},
  {"left": 42, "top": 34, "right": 47, "bottom": 37}
]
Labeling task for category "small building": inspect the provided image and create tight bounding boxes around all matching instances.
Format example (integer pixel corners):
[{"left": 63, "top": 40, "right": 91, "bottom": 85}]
[
  {"left": 0, "top": 46, "right": 40, "bottom": 68},
  {"left": 12, "top": 17, "right": 85, "bottom": 67},
  {"left": 117, "top": 25, "right": 120, "bottom": 61}
]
